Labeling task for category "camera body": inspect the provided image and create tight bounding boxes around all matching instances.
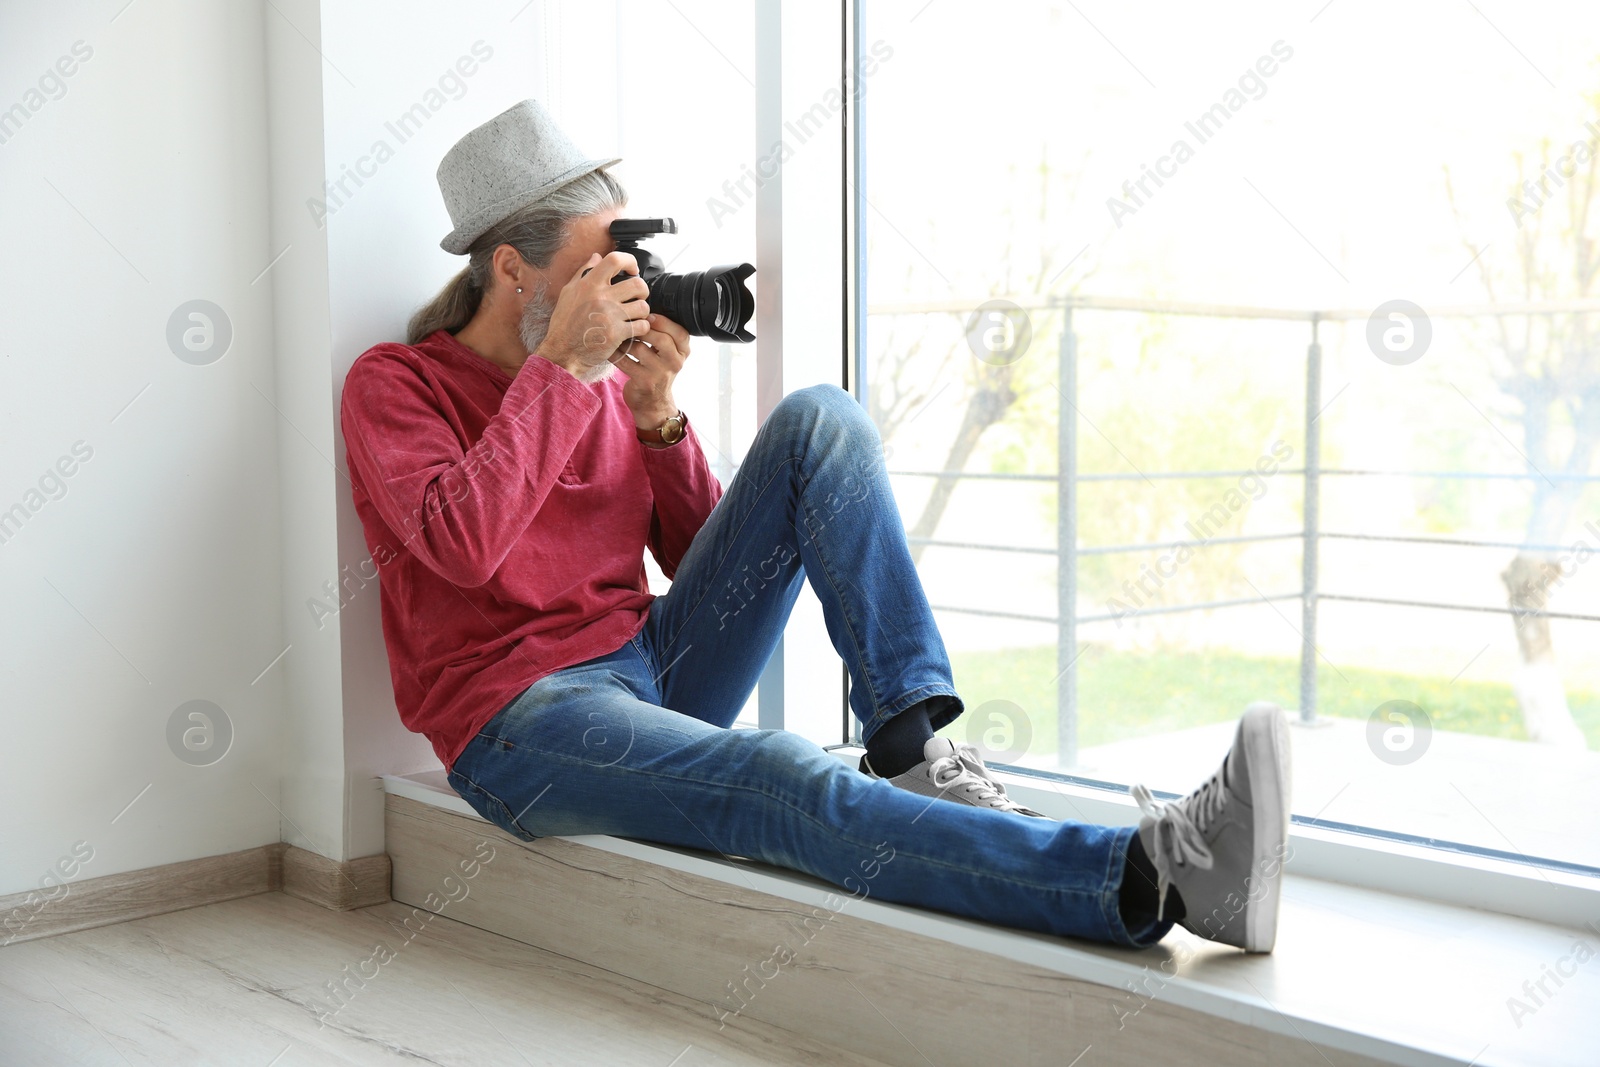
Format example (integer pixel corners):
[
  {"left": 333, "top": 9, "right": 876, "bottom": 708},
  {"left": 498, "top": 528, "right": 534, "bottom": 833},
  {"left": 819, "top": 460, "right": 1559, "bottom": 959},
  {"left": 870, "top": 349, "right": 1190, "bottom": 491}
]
[{"left": 608, "top": 218, "right": 755, "bottom": 343}]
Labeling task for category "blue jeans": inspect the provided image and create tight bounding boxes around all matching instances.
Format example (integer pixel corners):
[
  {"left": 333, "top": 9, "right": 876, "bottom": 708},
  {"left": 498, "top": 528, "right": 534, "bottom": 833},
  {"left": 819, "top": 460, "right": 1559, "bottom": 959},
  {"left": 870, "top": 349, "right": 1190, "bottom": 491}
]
[{"left": 447, "top": 384, "right": 1167, "bottom": 946}]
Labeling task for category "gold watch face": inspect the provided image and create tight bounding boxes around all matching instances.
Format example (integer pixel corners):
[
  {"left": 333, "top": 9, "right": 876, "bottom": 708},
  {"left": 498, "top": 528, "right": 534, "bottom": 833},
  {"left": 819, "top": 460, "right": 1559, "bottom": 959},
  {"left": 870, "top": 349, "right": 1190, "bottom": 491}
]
[{"left": 661, "top": 416, "right": 685, "bottom": 443}]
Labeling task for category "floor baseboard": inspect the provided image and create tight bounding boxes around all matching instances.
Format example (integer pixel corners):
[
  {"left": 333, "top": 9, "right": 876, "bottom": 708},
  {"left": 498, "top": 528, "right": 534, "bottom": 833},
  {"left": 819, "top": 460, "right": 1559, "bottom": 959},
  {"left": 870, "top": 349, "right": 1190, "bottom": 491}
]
[
  {"left": 1, "top": 842, "right": 391, "bottom": 947},
  {"left": 282, "top": 843, "right": 392, "bottom": 912}
]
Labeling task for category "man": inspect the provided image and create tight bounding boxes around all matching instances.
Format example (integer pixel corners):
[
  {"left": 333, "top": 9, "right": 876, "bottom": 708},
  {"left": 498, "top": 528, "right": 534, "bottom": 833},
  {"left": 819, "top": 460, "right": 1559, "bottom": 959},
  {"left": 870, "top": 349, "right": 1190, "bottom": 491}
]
[{"left": 340, "top": 98, "right": 1292, "bottom": 953}]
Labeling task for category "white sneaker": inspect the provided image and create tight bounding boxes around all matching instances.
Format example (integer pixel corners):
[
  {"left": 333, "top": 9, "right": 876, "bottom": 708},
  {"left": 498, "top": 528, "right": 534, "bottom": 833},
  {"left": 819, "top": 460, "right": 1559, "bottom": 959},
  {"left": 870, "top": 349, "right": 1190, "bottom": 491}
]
[
  {"left": 1129, "top": 702, "right": 1292, "bottom": 952},
  {"left": 861, "top": 737, "right": 1048, "bottom": 818}
]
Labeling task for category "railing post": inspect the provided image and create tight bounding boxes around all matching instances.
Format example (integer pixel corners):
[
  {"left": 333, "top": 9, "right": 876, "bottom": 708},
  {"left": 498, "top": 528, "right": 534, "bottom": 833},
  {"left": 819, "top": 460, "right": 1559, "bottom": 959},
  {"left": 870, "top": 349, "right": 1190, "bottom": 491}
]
[
  {"left": 1058, "top": 303, "right": 1079, "bottom": 767},
  {"left": 1300, "top": 314, "right": 1322, "bottom": 725}
]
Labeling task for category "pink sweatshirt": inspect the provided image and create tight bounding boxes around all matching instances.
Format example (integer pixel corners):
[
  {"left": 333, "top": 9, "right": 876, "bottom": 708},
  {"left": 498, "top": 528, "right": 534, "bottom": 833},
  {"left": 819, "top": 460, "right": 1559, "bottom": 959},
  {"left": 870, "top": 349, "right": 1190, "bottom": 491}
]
[{"left": 340, "top": 328, "right": 723, "bottom": 771}]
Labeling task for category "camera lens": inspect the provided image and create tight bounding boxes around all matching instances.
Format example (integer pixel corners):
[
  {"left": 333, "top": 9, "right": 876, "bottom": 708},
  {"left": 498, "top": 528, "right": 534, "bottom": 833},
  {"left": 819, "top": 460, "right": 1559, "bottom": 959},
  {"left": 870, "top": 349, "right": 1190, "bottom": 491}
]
[{"left": 651, "top": 264, "right": 755, "bottom": 344}]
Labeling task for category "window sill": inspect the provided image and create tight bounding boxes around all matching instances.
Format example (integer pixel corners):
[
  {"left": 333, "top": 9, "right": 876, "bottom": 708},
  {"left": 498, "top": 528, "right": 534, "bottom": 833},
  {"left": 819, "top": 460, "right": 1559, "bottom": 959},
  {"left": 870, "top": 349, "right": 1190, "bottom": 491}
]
[{"left": 384, "top": 768, "right": 1599, "bottom": 1066}]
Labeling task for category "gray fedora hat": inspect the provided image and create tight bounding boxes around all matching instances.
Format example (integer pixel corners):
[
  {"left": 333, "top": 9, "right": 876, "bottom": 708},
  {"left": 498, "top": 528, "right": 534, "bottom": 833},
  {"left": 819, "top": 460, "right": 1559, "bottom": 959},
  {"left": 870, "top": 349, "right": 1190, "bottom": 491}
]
[{"left": 436, "top": 98, "right": 621, "bottom": 255}]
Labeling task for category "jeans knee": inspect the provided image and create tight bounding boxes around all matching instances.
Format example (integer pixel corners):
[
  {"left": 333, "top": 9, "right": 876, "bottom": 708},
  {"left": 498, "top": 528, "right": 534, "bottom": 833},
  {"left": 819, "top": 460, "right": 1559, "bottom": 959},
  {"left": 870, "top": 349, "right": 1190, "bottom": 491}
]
[
  {"left": 738, "top": 728, "right": 824, "bottom": 779},
  {"left": 771, "top": 383, "right": 879, "bottom": 454}
]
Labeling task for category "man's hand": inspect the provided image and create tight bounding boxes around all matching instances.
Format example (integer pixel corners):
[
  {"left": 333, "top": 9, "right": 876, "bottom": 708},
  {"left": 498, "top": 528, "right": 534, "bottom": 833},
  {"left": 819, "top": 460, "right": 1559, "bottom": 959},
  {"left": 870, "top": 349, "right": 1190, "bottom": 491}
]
[
  {"left": 611, "top": 312, "right": 689, "bottom": 431},
  {"left": 536, "top": 251, "right": 651, "bottom": 378}
]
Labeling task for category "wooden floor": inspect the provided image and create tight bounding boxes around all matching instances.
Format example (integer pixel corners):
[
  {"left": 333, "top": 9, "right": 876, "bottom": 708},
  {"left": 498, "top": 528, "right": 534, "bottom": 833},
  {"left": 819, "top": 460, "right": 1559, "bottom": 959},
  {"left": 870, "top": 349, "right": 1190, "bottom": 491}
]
[{"left": 0, "top": 891, "right": 888, "bottom": 1067}]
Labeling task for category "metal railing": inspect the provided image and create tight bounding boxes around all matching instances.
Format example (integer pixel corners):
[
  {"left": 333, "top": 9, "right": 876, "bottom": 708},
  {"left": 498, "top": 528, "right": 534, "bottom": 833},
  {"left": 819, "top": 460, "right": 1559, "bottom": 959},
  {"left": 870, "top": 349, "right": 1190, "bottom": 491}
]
[{"left": 870, "top": 295, "right": 1600, "bottom": 766}]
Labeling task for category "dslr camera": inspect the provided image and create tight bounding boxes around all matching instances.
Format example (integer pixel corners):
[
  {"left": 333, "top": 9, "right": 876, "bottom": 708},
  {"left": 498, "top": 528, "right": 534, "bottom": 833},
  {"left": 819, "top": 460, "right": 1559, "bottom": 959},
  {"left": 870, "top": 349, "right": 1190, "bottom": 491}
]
[{"left": 607, "top": 218, "right": 755, "bottom": 343}]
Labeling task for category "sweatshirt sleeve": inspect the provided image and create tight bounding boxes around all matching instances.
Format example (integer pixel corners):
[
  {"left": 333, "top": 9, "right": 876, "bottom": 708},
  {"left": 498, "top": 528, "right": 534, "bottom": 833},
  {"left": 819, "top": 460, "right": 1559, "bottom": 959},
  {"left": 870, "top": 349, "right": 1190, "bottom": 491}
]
[
  {"left": 639, "top": 413, "right": 723, "bottom": 580},
  {"left": 341, "top": 348, "right": 602, "bottom": 588}
]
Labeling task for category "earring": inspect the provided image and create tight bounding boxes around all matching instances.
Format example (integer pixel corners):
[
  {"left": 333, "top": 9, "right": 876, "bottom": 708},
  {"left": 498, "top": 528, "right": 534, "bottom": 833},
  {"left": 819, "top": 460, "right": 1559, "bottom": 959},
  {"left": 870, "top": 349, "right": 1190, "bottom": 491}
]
[{"left": 516, "top": 287, "right": 523, "bottom": 294}]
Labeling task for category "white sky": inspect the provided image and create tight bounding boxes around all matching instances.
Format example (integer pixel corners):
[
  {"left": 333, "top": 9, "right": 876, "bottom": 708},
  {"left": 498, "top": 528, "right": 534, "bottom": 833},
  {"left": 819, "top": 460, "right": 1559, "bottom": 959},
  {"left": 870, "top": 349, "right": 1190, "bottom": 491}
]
[{"left": 862, "top": 0, "right": 1600, "bottom": 310}]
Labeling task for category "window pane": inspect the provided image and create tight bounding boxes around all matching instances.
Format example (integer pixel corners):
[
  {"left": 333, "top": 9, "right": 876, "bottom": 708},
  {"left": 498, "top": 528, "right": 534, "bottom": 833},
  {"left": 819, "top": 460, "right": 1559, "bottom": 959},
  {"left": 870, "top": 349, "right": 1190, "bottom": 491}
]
[{"left": 861, "top": 0, "right": 1600, "bottom": 871}]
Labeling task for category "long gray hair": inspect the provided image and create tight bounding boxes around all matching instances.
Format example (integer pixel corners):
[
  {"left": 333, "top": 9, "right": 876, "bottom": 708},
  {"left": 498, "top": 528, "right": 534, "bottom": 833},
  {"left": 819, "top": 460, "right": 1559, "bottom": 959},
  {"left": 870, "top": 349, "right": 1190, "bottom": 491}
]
[{"left": 406, "top": 168, "right": 628, "bottom": 345}]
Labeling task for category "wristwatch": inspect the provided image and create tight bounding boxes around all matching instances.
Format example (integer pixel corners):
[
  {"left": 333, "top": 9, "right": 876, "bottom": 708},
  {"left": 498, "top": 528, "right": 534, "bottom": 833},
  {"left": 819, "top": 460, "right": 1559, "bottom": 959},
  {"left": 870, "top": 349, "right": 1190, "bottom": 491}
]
[{"left": 636, "top": 410, "right": 686, "bottom": 447}]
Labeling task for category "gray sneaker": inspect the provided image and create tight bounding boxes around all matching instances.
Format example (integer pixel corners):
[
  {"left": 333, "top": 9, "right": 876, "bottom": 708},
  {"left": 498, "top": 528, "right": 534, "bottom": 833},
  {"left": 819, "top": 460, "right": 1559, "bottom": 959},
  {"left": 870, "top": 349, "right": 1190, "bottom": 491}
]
[
  {"left": 1129, "top": 702, "right": 1292, "bottom": 952},
  {"left": 861, "top": 737, "right": 1048, "bottom": 818}
]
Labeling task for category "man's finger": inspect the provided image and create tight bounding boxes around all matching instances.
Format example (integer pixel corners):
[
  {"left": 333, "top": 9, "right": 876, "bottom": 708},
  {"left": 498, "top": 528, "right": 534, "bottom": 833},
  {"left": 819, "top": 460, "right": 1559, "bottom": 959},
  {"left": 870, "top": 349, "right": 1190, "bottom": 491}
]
[
  {"left": 610, "top": 275, "right": 650, "bottom": 303},
  {"left": 609, "top": 338, "right": 646, "bottom": 367},
  {"left": 637, "top": 329, "right": 687, "bottom": 370},
  {"left": 593, "top": 250, "right": 638, "bottom": 282},
  {"left": 642, "top": 317, "right": 689, "bottom": 364},
  {"left": 648, "top": 314, "right": 690, "bottom": 351}
]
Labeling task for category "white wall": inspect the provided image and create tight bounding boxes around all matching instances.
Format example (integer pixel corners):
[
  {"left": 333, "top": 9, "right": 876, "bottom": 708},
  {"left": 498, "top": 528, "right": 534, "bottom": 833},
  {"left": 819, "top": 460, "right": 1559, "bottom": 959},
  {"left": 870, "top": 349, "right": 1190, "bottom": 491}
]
[
  {"left": 0, "top": 1, "right": 286, "bottom": 895},
  {"left": 265, "top": 0, "right": 345, "bottom": 866}
]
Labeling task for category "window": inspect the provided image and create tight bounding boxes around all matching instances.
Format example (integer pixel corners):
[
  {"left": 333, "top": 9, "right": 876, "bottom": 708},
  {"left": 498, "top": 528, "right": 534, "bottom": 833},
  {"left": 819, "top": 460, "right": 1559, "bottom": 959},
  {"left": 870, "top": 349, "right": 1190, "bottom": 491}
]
[
  {"left": 858, "top": 0, "right": 1600, "bottom": 876},
  {"left": 562, "top": 0, "right": 1598, "bottom": 885}
]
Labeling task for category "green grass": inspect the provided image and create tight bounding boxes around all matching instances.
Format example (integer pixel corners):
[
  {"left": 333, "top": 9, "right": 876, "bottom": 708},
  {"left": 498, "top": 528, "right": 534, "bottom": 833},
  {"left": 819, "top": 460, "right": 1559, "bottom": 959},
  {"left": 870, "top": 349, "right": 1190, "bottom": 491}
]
[{"left": 941, "top": 646, "right": 1600, "bottom": 756}]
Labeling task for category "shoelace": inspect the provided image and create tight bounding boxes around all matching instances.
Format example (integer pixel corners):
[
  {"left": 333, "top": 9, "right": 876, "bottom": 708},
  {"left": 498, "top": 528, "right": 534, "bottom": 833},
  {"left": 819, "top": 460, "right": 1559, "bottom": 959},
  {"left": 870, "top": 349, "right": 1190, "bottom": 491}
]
[
  {"left": 1129, "top": 763, "right": 1230, "bottom": 921},
  {"left": 953, "top": 742, "right": 1048, "bottom": 817},
  {"left": 930, "top": 743, "right": 1033, "bottom": 813},
  {"left": 951, "top": 742, "right": 1012, "bottom": 797},
  {"left": 929, "top": 753, "right": 1009, "bottom": 805}
]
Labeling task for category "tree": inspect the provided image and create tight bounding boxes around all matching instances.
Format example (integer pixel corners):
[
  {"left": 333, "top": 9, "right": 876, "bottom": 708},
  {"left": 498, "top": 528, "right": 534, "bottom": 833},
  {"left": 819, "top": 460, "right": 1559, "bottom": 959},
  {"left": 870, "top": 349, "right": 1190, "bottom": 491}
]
[
  {"left": 1444, "top": 132, "right": 1600, "bottom": 748},
  {"left": 868, "top": 147, "right": 1094, "bottom": 565}
]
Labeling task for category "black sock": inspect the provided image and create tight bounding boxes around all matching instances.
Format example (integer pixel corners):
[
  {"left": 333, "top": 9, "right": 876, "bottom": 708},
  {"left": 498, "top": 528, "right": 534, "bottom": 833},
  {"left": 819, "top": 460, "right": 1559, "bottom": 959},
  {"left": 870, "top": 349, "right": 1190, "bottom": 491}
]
[
  {"left": 1118, "top": 831, "right": 1185, "bottom": 927},
  {"left": 863, "top": 698, "right": 939, "bottom": 778}
]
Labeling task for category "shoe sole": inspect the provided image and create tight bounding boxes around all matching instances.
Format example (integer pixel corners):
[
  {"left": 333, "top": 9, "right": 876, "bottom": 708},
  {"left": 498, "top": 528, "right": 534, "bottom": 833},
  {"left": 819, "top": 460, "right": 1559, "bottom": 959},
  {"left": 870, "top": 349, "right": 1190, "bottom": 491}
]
[
  {"left": 886, "top": 778, "right": 1045, "bottom": 816},
  {"left": 1242, "top": 702, "right": 1291, "bottom": 953}
]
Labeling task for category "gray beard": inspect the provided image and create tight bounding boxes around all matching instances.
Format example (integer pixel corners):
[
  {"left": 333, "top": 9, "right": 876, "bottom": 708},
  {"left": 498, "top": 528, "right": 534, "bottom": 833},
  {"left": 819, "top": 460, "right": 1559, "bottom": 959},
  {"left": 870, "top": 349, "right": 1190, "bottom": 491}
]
[{"left": 519, "top": 282, "right": 614, "bottom": 384}]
